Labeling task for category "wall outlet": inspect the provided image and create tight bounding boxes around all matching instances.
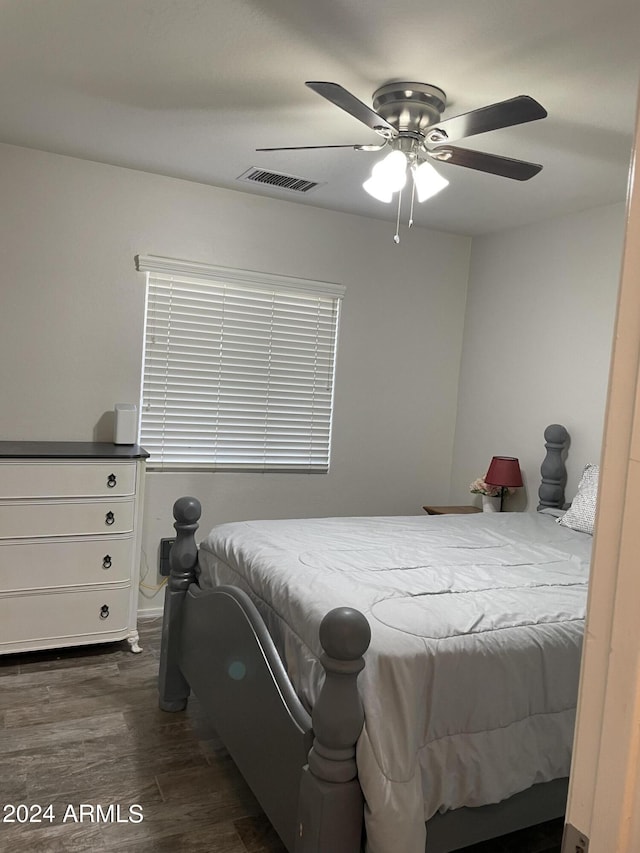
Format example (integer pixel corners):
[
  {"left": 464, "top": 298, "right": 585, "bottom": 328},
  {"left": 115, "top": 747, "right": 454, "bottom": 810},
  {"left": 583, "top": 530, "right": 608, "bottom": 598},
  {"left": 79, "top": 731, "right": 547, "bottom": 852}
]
[{"left": 159, "top": 537, "right": 176, "bottom": 576}]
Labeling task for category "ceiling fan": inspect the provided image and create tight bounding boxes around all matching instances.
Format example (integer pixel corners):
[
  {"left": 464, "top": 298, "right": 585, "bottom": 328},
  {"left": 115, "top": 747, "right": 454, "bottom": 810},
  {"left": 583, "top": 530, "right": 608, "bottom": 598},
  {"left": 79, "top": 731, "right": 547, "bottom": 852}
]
[{"left": 257, "top": 81, "right": 547, "bottom": 240}]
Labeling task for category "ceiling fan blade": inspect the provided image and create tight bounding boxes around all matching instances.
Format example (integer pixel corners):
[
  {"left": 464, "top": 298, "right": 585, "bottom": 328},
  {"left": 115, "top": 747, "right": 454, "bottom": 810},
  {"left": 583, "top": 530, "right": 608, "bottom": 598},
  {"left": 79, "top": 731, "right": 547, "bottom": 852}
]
[
  {"left": 256, "top": 143, "right": 382, "bottom": 152},
  {"left": 426, "top": 96, "right": 547, "bottom": 143},
  {"left": 430, "top": 145, "right": 543, "bottom": 180},
  {"left": 305, "top": 81, "right": 396, "bottom": 138}
]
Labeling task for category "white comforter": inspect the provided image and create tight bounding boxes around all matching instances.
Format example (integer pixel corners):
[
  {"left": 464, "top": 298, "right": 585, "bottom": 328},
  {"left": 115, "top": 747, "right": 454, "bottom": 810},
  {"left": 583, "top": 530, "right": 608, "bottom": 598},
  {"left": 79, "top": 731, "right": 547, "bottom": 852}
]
[{"left": 197, "top": 511, "right": 591, "bottom": 853}]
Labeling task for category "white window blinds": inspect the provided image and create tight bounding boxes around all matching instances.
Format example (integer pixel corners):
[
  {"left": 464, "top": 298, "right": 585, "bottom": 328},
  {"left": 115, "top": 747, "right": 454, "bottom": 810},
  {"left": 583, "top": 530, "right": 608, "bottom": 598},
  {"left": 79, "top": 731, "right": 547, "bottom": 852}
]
[{"left": 136, "top": 256, "right": 344, "bottom": 472}]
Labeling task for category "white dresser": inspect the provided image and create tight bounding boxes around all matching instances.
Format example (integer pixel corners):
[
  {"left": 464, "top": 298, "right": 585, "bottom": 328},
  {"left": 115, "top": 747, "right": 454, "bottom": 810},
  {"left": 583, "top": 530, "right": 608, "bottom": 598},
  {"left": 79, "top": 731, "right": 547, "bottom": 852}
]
[{"left": 0, "top": 442, "right": 149, "bottom": 655}]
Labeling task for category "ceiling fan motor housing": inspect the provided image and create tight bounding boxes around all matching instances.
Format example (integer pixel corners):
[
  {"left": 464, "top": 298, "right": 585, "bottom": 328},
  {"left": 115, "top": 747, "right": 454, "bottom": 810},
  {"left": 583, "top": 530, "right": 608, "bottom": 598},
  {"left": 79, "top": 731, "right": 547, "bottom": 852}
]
[{"left": 372, "top": 83, "right": 447, "bottom": 135}]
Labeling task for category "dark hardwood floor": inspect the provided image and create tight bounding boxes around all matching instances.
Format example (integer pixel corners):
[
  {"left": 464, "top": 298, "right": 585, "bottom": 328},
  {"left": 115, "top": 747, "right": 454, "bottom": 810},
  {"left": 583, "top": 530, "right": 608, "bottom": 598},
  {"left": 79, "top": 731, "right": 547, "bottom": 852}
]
[{"left": 0, "top": 617, "right": 563, "bottom": 853}]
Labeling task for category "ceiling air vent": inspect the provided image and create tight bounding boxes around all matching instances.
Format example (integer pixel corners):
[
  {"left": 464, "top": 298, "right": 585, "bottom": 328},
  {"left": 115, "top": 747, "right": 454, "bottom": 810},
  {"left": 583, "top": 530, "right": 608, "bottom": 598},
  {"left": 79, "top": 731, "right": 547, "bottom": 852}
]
[{"left": 237, "top": 167, "right": 322, "bottom": 194}]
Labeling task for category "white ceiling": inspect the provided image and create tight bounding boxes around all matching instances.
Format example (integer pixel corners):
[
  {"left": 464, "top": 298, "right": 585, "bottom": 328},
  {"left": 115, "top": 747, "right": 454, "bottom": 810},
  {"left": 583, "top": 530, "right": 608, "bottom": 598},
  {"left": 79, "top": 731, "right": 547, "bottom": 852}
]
[{"left": 1, "top": 0, "right": 639, "bottom": 237}]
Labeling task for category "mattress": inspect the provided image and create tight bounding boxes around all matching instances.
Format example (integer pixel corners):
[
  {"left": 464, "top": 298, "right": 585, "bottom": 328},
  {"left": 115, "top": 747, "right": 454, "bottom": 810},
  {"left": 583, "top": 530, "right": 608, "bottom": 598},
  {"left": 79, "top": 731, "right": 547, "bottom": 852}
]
[{"left": 197, "top": 511, "right": 592, "bottom": 853}]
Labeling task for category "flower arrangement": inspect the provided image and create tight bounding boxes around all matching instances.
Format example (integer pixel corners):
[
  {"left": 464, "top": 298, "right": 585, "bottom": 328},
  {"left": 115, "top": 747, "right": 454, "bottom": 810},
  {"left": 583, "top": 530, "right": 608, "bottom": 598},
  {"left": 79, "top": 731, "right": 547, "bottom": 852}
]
[{"left": 469, "top": 477, "right": 502, "bottom": 497}]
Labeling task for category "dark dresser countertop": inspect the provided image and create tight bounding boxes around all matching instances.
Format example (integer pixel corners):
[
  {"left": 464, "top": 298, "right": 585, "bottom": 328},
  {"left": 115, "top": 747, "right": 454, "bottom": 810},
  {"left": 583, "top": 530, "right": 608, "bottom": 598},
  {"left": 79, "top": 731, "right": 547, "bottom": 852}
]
[{"left": 0, "top": 441, "right": 149, "bottom": 459}]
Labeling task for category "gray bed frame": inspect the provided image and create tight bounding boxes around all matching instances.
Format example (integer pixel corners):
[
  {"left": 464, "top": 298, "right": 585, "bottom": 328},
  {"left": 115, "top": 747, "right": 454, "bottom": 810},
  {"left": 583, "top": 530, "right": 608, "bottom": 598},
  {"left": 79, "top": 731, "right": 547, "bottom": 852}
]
[{"left": 159, "top": 424, "right": 571, "bottom": 853}]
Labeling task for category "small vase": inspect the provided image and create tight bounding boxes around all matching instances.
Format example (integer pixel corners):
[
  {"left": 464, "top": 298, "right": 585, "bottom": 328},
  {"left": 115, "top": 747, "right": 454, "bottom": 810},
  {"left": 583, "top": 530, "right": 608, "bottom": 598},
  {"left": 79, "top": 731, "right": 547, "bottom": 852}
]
[{"left": 482, "top": 494, "right": 501, "bottom": 513}]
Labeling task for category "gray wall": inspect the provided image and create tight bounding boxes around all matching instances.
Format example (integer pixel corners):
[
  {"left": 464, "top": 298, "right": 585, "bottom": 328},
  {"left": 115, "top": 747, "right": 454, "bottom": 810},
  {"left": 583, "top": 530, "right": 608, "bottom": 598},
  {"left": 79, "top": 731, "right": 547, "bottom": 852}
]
[
  {"left": 0, "top": 143, "right": 471, "bottom": 611},
  {"left": 450, "top": 202, "right": 626, "bottom": 510}
]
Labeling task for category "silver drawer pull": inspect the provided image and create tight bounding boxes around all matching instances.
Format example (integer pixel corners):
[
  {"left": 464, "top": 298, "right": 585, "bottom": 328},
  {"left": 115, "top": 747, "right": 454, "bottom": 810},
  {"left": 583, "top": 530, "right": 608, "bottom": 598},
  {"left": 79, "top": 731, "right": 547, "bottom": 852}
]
[
  {"left": 107, "top": 473, "right": 117, "bottom": 488},
  {"left": 100, "top": 604, "right": 110, "bottom": 619},
  {"left": 105, "top": 511, "right": 115, "bottom": 526},
  {"left": 102, "top": 555, "right": 112, "bottom": 569}
]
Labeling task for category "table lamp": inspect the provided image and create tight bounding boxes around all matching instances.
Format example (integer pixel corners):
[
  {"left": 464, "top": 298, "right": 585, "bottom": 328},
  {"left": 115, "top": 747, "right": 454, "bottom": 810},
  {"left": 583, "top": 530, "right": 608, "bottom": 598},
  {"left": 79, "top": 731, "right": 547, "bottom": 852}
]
[{"left": 484, "top": 456, "right": 524, "bottom": 511}]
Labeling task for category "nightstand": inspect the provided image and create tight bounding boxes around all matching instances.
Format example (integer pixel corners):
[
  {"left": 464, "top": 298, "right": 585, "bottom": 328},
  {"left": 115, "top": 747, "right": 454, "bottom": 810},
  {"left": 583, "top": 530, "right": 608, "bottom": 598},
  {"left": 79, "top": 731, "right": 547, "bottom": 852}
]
[{"left": 422, "top": 505, "right": 482, "bottom": 515}]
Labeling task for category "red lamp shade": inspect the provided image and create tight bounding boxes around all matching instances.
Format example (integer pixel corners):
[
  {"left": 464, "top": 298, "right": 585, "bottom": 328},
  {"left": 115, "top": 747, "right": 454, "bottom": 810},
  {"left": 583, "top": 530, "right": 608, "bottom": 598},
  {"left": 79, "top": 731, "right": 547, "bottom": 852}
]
[{"left": 484, "top": 456, "right": 523, "bottom": 488}]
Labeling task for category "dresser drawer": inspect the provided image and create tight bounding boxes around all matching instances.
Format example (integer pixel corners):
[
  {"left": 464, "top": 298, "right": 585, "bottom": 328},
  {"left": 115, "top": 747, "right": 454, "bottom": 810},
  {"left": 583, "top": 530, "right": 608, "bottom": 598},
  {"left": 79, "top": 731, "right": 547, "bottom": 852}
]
[
  {"left": 0, "top": 536, "right": 134, "bottom": 592},
  {"left": 0, "top": 499, "right": 135, "bottom": 539},
  {"left": 0, "top": 461, "right": 136, "bottom": 499},
  {"left": 0, "top": 586, "right": 132, "bottom": 651}
]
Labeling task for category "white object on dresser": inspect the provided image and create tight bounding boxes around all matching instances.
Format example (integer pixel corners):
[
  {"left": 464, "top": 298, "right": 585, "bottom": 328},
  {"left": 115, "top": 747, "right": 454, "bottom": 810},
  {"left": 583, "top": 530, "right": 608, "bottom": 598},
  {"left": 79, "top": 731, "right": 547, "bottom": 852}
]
[
  {"left": 114, "top": 403, "right": 138, "bottom": 445},
  {"left": 0, "top": 441, "right": 149, "bottom": 655}
]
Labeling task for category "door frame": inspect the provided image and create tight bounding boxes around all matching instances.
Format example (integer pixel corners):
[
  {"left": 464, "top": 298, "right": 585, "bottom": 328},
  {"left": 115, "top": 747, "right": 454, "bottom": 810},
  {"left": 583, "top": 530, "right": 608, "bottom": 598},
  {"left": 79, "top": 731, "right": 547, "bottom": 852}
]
[{"left": 564, "top": 86, "right": 640, "bottom": 851}]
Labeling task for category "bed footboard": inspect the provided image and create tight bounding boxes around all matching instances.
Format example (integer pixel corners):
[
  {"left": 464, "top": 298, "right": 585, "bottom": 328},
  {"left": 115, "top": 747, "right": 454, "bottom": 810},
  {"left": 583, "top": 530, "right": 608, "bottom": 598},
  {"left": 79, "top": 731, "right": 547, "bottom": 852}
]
[
  {"left": 158, "top": 495, "right": 201, "bottom": 712},
  {"left": 159, "top": 497, "right": 371, "bottom": 853},
  {"left": 296, "top": 607, "right": 371, "bottom": 853}
]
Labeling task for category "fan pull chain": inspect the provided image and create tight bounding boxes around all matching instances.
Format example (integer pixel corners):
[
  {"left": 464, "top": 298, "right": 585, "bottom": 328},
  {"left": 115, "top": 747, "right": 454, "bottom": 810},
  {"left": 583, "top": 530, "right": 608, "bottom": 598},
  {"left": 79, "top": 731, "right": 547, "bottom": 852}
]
[
  {"left": 394, "top": 186, "right": 403, "bottom": 244},
  {"left": 408, "top": 177, "right": 416, "bottom": 228}
]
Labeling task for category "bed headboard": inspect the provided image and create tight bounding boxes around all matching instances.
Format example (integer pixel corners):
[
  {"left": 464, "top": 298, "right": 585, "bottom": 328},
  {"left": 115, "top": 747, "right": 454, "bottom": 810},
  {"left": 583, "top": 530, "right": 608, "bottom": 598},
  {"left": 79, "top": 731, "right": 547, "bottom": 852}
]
[{"left": 537, "top": 424, "right": 569, "bottom": 511}]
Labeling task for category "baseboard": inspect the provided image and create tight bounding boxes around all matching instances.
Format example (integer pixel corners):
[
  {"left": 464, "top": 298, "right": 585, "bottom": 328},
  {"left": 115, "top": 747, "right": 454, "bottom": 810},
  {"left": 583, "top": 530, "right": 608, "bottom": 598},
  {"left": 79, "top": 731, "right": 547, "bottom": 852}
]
[{"left": 138, "top": 607, "right": 164, "bottom": 620}]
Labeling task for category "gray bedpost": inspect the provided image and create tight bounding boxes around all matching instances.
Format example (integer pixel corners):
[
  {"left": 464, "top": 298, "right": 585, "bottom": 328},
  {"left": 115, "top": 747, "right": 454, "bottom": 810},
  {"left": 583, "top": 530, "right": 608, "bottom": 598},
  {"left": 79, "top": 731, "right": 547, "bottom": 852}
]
[
  {"left": 296, "top": 607, "right": 371, "bottom": 853},
  {"left": 537, "top": 424, "right": 569, "bottom": 511},
  {"left": 158, "top": 496, "right": 201, "bottom": 712}
]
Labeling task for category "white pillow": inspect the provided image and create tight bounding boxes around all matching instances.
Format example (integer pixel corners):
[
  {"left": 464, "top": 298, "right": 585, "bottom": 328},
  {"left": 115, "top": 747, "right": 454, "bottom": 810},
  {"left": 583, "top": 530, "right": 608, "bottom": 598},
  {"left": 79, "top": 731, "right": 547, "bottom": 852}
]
[{"left": 558, "top": 464, "right": 599, "bottom": 535}]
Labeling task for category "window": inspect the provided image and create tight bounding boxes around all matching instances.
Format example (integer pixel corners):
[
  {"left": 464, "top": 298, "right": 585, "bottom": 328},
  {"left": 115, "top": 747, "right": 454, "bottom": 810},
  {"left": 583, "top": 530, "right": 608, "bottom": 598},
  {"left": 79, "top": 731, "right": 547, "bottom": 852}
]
[{"left": 136, "top": 255, "right": 344, "bottom": 472}]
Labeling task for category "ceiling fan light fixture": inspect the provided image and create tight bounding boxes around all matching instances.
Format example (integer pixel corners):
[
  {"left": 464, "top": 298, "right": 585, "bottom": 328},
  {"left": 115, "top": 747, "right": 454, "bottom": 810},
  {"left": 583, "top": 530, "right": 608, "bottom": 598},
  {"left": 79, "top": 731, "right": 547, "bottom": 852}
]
[
  {"left": 362, "top": 175, "right": 394, "bottom": 203},
  {"left": 363, "top": 150, "right": 408, "bottom": 201},
  {"left": 412, "top": 160, "right": 449, "bottom": 202},
  {"left": 377, "top": 149, "right": 408, "bottom": 190}
]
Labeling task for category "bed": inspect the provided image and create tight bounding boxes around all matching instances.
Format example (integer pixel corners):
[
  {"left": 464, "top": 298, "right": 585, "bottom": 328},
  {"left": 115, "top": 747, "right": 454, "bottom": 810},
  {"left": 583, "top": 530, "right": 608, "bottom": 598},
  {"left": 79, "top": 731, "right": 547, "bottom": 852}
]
[{"left": 159, "top": 423, "right": 591, "bottom": 853}]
